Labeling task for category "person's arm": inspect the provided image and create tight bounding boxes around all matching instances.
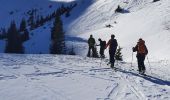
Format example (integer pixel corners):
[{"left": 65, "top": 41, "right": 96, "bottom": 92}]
[
  {"left": 105, "top": 40, "right": 111, "bottom": 49},
  {"left": 88, "top": 38, "right": 90, "bottom": 44},
  {"left": 93, "top": 38, "right": 96, "bottom": 45},
  {"left": 133, "top": 45, "right": 138, "bottom": 52},
  {"left": 145, "top": 45, "right": 148, "bottom": 55},
  {"left": 115, "top": 39, "right": 118, "bottom": 48}
]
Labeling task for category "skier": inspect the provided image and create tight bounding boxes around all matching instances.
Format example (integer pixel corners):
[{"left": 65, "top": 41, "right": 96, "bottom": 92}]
[
  {"left": 87, "top": 35, "right": 96, "bottom": 57},
  {"left": 97, "top": 38, "right": 106, "bottom": 58},
  {"left": 133, "top": 38, "right": 148, "bottom": 74},
  {"left": 105, "top": 34, "right": 118, "bottom": 68}
]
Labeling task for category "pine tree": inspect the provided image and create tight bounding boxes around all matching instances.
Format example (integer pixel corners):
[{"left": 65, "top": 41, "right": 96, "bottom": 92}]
[
  {"left": 115, "top": 46, "right": 123, "bottom": 61},
  {"left": 39, "top": 16, "right": 44, "bottom": 26},
  {"left": 50, "top": 15, "right": 66, "bottom": 54},
  {"left": 30, "top": 18, "right": 35, "bottom": 30},
  {"left": 21, "top": 29, "right": 29, "bottom": 42},
  {"left": 35, "top": 16, "right": 40, "bottom": 28},
  {"left": 19, "top": 18, "right": 26, "bottom": 32},
  {"left": 28, "top": 9, "right": 35, "bottom": 30},
  {"left": 65, "top": 11, "right": 70, "bottom": 17},
  {"left": 0, "top": 28, "right": 7, "bottom": 39},
  {"left": 5, "top": 21, "right": 24, "bottom": 53}
]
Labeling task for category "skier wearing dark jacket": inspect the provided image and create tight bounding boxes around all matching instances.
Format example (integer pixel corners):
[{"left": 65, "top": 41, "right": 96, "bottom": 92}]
[
  {"left": 97, "top": 38, "right": 106, "bottom": 58},
  {"left": 87, "top": 35, "right": 96, "bottom": 57},
  {"left": 133, "top": 38, "right": 148, "bottom": 74},
  {"left": 105, "top": 34, "right": 118, "bottom": 68}
]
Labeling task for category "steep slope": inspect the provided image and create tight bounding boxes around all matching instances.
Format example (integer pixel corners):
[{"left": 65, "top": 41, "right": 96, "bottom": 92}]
[
  {"left": 65, "top": 0, "right": 170, "bottom": 61},
  {"left": 0, "top": 0, "right": 76, "bottom": 53},
  {"left": 0, "top": 0, "right": 63, "bottom": 27}
]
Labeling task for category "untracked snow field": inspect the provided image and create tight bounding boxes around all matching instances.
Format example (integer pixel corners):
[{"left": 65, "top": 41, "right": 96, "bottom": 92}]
[{"left": 0, "top": 54, "right": 169, "bottom": 100}]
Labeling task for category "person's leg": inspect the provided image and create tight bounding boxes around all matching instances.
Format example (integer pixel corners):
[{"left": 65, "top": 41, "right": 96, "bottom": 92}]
[
  {"left": 100, "top": 47, "right": 102, "bottom": 57},
  {"left": 137, "top": 55, "right": 142, "bottom": 73},
  {"left": 109, "top": 50, "right": 112, "bottom": 63},
  {"left": 109, "top": 50, "right": 115, "bottom": 68},
  {"left": 101, "top": 48, "right": 105, "bottom": 58},
  {"left": 141, "top": 55, "right": 146, "bottom": 74},
  {"left": 109, "top": 50, "right": 112, "bottom": 67},
  {"left": 87, "top": 46, "right": 92, "bottom": 57},
  {"left": 92, "top": 46, "right": 96, "bottom": 57}
]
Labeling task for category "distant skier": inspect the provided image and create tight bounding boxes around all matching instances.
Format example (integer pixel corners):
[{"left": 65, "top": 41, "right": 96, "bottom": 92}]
[
  {"left": 87, "top": 35, "right": 96, "bottom": 57},
  {"left": 133, "top": 38, "right": 148, "bottom": 74},
  {"left": 105, "top": 34, "right": 118, "bottom": 68},
  {"left": 97, "top": 38, "right": 106, "bottom": 58}
]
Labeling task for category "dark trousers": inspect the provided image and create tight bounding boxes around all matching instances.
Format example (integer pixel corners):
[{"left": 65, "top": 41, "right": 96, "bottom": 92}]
[
  {"left": 109, "top": 50, "right": 116, "bottom": 67},
  {"left": 137, "top": 54, "right": 146, "bottom": 72},
  {"left": 100, "top": 47, "right": 105, "bottom": 57},
  {"left": 87, "top": 46, "right": 95, "bottom": 57}
]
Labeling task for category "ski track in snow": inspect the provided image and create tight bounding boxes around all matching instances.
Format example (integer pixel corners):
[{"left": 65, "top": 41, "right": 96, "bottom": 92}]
[{"left": 0, "top": 54, "right": 170, "bottom": 100}]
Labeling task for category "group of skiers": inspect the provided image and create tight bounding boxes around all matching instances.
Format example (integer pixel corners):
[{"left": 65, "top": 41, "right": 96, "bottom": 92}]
[{"left": 87, "top": 34, "right": 148, "bottom": 74}]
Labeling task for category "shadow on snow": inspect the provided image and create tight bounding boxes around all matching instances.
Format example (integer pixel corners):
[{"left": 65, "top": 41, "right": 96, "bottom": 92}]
[{"left": 116, "top": 68, "right": 170, "bottom": 86}]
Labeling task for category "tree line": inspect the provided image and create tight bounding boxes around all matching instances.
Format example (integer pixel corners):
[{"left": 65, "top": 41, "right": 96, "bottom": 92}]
[{"left": 0, "top": 2, "right": 77, "bottom": 54}]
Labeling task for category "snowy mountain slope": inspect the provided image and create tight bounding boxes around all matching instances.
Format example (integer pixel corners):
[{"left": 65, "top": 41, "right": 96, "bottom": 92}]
[
  {"left": 0, "top": 40, "right": 6, "bottom": 52},
  {"left": 0, "top": 0, "right": 58, "bottom": 28},
  {"left": 64, "top": 0, "right": 170, "bottom": 61},
  {"left": 23, "top": 21, "right": 53, "bottom": 54},
  {"left": 0, "top": 54, "right": 169, "bottom": 100},
  {"left": 0, "top": 0, "right": 170, "bottom": 60},
  {"left": 0, "top": 0, "right": 78, "bottom": 27},
  {"left": 0, "top": 0, "right": 77, "bottom": 53}
]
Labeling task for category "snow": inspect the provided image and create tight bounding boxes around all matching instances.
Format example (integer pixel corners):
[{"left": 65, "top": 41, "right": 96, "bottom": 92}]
[
  {"left": 0, "top": 0, "right": 76, "bottom": 54},
  {"left": 0, "top": 0, "right": 170, "bottom": 99},
  {"left": 0, "top": 0, "right": 170, "bottom": 61},
  {"left": 24, "top": 22, "right": 53, "bottom": 54},
  {"left": 0, "top": 40, "right": 6, "bottom": 52},
  {"left": 0, "top": 54, "right": 169, "bottom": 100},
  {"left": 63, "top": 0, "right": 170, "bottom": 61}
]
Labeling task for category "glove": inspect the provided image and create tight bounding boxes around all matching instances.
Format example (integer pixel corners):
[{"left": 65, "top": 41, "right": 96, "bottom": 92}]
[{"left": 132, "top": 47, "right": 135, "bottom": 52}]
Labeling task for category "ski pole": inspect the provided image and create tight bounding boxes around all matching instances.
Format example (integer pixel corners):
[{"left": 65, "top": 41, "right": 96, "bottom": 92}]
[
  {"left": 131, "top": 51, "right": 134, "bottom": 67},
  {"left": 147, "top": 56, "right": 152, "bottom": 75},
  {"left": 100, "top": 57, "right": 102, "bottom": 67}
]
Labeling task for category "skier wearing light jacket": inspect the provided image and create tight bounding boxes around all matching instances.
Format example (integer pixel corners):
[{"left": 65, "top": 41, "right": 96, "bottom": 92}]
[{"left": 133, "top": 38, "right": 148, "bottom": 74}]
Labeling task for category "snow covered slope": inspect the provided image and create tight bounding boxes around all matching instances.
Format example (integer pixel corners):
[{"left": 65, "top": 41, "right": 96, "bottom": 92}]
[
  {"left": 64, "top": 0, "right": 170, "bottom": 61},
  {"left": 0, "top": 54, "right": 169, "bottom": 100},
  {"left": 0, "top": 0, "right": 170, "bottom": 61},
  {"left": 0, "top": 0, "right": 64, "bottom": 28},
  {"left": 0, "top": 0, "right": 76, "bottom": 53}
]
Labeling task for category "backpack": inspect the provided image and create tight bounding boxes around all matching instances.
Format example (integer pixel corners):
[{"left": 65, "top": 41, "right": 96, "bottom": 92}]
[
  {"left": 102, "top": 41, "right": 106, "bottom": 47},
  {"left": 138, "top": 42, "right": 146, "bottom": 54}
]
